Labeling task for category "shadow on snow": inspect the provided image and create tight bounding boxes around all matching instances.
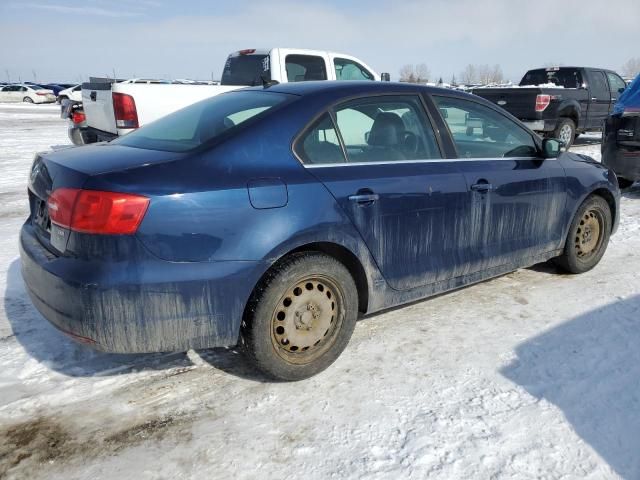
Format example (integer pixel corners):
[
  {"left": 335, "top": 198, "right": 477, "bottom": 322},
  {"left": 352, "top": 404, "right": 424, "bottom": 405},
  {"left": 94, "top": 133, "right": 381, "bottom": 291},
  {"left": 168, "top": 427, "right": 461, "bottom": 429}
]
[{"left": 501, "top": 294, "right": 640, "bottom": 479}]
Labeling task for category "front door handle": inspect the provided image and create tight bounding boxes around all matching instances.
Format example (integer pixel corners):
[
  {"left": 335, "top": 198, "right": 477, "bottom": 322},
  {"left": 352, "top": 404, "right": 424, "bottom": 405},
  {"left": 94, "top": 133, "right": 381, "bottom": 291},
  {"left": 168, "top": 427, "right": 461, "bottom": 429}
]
[
  {"left": 470, "top": 183, "right": 494, "bottom": 193},
  {"left": 349, "top": 193, "right": 379, "bottom": 205}
]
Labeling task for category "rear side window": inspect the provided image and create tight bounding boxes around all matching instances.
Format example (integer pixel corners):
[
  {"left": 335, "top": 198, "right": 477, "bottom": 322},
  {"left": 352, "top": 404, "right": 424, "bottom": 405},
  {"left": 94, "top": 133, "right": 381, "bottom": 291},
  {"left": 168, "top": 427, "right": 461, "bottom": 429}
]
[
  {"left": 434, "top": 96, "right": 538, "bottom": 159},
  {"left": 113, "top": 91, "right": 289, "bottom": 152},
  {"left": 221, "top": 54, "right": 271, "bottom": 86},
  {"left": 333, "top": 96, "right": 441, "bottom": 163},
  {"left": 286, "top": 55, "right": 327, "bottom": 82},
  {"left": 588, "top": 71, "right": 610, "bottom": 100},
  {"left": 297, "top": 114, "right": 345, "bottom": 164},
  {"left": 334, "top": 58, "right": 374, "bottom": 81}
]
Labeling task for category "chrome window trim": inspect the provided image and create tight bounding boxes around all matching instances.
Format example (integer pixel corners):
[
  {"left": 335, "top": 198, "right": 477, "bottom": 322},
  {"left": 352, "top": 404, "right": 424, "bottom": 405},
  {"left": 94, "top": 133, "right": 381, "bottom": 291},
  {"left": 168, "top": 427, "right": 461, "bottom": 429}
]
[{"left": 303, "top": 156, "right": 553, "bottom": 168}]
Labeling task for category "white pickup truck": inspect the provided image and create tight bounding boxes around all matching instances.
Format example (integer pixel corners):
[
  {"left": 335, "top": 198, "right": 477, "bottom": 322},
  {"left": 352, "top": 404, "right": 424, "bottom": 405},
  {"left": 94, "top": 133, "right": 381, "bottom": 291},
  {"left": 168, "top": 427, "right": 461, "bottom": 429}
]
[{"left": 79, "top": 48, "right": 387, "bottom": 144}]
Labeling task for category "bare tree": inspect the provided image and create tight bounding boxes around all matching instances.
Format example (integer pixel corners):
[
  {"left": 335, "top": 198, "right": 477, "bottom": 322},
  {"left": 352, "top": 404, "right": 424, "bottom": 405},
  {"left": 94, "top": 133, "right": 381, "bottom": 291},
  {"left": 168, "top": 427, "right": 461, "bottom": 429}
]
[
  {"left": 399, "top": 64, "right": 416, "bottom": 83},
  {"left": 621, "top": 58, "right": 640, "bottom": 78},
  {"left": 460, "top": 64, "right": 477, "bottom": 85},
  {"left": 415, "top": 63, "right": 430, "bottom": 84}
]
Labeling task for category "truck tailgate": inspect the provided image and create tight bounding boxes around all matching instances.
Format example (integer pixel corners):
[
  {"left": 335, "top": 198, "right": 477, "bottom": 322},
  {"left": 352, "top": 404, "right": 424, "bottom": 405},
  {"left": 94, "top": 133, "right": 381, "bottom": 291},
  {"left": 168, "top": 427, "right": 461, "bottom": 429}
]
[
  {"left": 473, "top": 88, "right": 541, "bottom": 119},
  {"left": 82, "top": 82, "right": 117, "bottom": 134}
]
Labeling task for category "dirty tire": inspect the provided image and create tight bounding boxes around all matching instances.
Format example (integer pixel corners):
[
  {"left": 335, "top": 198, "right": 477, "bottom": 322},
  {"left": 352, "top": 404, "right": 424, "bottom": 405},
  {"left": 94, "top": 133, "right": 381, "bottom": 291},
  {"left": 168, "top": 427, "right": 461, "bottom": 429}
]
[
  {"left": 554, "top": 195, "right": 611, "bottom": 274},
  {"left": 241, "top": 252, "right": 358, "bottom": 381},
  {"left": 23, "top": 96, "right": 34, "bottom": 103},
  {"left": 554, "top": 118, "right": 576, "bottom": 149},
  {"left": 617, "top": 177, "right": 634, "bottom": 189}
]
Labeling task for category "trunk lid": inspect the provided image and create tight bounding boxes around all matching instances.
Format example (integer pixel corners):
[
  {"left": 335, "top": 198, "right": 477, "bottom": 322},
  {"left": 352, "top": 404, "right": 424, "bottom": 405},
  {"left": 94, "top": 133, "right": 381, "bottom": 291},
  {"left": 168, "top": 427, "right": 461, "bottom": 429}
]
[{"left": 82, "top": 79, "right": 118, "bottom": 134}]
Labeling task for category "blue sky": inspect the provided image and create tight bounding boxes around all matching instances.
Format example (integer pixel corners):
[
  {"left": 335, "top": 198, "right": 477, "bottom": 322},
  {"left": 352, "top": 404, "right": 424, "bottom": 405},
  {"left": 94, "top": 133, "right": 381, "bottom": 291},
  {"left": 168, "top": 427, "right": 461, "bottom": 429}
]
[{"left": 1, "top": 0, "right": 638, "bottom": 83}]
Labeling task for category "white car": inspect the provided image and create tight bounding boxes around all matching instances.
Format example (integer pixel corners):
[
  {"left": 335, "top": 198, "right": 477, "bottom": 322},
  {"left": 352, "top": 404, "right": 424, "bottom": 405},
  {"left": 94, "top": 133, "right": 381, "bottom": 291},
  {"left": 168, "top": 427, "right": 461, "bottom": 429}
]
[
  {"left": 0, "top": 84, "right": 56, "bottom": 103},
  {"left": 57, "top": 84, "right": 82, "bottom": 103}
]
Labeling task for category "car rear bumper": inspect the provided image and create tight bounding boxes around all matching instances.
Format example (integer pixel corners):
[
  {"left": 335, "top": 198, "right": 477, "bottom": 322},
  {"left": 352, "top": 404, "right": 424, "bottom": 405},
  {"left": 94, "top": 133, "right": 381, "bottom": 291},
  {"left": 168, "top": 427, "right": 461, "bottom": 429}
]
[{"left": 20, "top": 221, "right": 265, "bottom": 353}]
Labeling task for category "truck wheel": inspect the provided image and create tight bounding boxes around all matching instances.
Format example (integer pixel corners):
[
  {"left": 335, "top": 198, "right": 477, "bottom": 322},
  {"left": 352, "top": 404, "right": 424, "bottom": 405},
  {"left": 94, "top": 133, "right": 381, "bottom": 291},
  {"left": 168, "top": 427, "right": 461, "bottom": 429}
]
[
  {"left": 617, "top": 178, "right": 634, "bottom": 189},
  {"left": 241, "top": 252, "right": 358, "bottom": 381},
  {"left": 23, "top": 97, "right": 34, "bottom": 103},
  {"left": 553, "top": 195, "right": 611, "bottom": 274},
  {"left": 554, "top": 118, "right": 576, "bottom": 149}
]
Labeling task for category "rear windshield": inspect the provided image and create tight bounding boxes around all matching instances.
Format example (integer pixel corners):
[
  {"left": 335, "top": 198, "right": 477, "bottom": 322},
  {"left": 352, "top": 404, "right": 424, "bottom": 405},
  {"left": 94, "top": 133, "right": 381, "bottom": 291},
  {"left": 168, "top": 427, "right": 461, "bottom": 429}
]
[
  {"left": 519, "top": 68, "right": 583, "bottom": 88},
  {"left": 221, "top": 54, "right": 271, "bottom": 86},
  {"left": 112, "top": 90, "right": 289, "bottom": 152}
]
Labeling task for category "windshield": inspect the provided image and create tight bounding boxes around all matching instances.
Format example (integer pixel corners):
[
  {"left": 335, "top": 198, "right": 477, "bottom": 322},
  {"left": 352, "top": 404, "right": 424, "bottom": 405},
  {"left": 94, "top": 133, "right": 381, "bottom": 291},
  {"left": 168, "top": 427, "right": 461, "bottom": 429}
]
[
  {"left": 221, "top": 54, "right": 271, "bottom": 86},
  {"left": 519, "top": 68, "right": 583, "bottom": 89},
  {"left": 112, "top": 90, "right": 290, "bottom": 152}
]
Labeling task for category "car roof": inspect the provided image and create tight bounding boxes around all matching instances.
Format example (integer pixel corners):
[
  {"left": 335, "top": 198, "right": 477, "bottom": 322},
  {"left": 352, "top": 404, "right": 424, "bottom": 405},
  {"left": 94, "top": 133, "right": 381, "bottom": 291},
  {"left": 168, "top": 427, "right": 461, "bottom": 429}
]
[{"left": 261, "top": 80, "right": 470, "bottom": 99}]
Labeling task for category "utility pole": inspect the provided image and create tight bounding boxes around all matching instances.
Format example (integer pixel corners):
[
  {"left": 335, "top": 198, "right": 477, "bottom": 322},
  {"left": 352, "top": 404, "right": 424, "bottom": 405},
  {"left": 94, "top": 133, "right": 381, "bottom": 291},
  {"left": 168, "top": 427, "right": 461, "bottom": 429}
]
[
  {"left": 32, "top": 69, "right": 37, "bottom": 82},
  {"left": 4, "top": 69, "right": 9, "bottom": 83}
]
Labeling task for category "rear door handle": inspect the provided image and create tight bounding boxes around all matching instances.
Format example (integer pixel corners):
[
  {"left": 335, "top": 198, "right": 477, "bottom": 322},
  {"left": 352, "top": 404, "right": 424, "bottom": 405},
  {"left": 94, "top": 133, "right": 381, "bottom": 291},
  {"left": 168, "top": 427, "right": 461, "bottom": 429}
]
[
  {"left": 470, "top": 183, "right": 494, "bottom": 192},
  {"left": 349, "top": 193, "right": 379, "bottom": 205}
]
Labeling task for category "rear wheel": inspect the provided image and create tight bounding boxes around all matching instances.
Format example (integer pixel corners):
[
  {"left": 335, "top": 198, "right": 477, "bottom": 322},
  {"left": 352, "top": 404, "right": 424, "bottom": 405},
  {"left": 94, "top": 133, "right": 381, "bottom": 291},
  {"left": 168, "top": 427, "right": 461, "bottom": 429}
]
[
  {"left": 23, "top": 97, "right": 34, "bottom": 103},
  {"left": 554, "top": 118, "right": 576, "bottom": 149},
  {"left": 554, "top": 195, "right": 611, "bottom": 274},
  {"left": 241, "top": 252, "right": 358, "bottom": 381}
]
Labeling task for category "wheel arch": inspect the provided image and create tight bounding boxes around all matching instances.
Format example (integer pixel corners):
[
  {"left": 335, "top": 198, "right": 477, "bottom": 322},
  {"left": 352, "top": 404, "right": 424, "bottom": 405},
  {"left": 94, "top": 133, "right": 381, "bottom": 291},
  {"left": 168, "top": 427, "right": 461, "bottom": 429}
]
[
  {"left": 557, "top": 102, "right": 580, "bottom": 128},
  {"left": 590, "top": 188, "right": 617, "bottom": 233}
]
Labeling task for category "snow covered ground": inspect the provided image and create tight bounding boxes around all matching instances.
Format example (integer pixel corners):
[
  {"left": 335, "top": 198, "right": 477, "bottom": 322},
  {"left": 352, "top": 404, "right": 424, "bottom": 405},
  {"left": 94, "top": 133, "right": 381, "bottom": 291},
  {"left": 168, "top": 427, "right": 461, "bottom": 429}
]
[{"left": 0, "top": 105, "right": 639, "bottom": 480}]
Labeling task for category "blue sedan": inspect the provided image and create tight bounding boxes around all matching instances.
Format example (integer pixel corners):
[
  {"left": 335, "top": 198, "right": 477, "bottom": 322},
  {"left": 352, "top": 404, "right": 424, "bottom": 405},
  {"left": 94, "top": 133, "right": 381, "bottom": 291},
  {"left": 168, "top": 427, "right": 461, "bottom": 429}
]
[{"left": 20, "top": 81, "right": 620, "bottom": 380}]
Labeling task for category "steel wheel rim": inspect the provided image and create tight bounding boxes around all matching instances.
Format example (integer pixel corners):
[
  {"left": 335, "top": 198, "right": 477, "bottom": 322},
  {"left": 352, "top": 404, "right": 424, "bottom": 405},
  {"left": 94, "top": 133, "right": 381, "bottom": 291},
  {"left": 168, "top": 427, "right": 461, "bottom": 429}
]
[
  {"left": 270, "top": 275, "right": 345, "bottom": 365},
  {"left": 574, "top": 208, "right": 603, "bottom": 260},
  {"left": 559, "top": 125, "right": 573, "bottom": 145}
]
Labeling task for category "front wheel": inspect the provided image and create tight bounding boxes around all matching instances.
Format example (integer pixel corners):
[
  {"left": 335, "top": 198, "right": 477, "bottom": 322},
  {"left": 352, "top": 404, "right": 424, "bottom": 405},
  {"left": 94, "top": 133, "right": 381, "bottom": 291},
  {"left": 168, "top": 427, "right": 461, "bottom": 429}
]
[
  {"left": 241, "top": 252, "right": 358, "bottom": 381},
  {"left": 23, "top": 97, "right": 34, "bottom": 103},
  {"left": 554, "top": 195, "right": 611, "bottom": 274}
]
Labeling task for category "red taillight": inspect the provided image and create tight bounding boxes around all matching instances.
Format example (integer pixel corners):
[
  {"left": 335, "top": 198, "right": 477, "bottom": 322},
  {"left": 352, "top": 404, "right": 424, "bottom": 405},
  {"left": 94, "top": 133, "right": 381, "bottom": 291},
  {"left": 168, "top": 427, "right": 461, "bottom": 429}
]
[
  {"left": 535, "top": 94, "right": 551, "bottom": 112},
  {"left": 36, "top": 92, "right": 48, "bottom": 96},
  {"left": 238, "top": 49, "right": 256, "bottom": 55},
  {"left": 48, "top": 188, "right": 149, "bottom": 235},
  {"left": 112, "top": 92, "right": 139, "bottom": 129},
  {"left": 72, "top": 111, "right": 85, "bottom": 124}
]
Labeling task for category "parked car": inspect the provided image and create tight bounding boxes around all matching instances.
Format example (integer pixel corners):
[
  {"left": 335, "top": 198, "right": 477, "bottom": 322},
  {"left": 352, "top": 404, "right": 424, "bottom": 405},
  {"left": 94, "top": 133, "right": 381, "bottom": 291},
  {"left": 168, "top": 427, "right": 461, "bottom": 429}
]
[
  {"left": 602, "top": 74, "right": 640, "bottom": 188},
  {"left": 0, "top": 84, "right": 56, "bottom": 103},
  {"left": 473, "top": 67, "right": 628, "bottom": 149},
  {"left": 57, "top": 84, "right": 82, "bottom": 103},
  {"left": 80, "top": 48, "right": 388, "bottom": 144},
  {"left": 20, "top": 81, "right": 619, "bottom": 380},
  {"left": 60, "top": 99, "right": 87, "bottom": 145}
]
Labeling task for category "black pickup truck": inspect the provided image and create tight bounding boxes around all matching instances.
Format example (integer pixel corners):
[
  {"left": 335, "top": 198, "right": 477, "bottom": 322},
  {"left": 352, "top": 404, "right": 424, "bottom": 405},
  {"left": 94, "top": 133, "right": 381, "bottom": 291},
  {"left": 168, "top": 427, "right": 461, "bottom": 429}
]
[{"left": 473, "top": 67, "right": 627, "bottom": 148}]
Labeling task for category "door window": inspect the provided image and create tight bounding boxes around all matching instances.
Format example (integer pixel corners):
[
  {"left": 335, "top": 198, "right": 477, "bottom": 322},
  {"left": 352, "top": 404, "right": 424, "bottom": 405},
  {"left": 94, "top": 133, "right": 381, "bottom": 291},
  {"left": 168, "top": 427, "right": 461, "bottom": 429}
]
[
  {"left": 285, "top": 55, "right": 327, "bottom": 82},
  {"left": 606, "top": 72, "right": 627, "bottom": 94},
  {"left": 334, "top": 58, "right": 374, "bottom": 81},
  {"left": 588, "top": 71, "right": 609, "bottom": 99},
  {"left": 333, "top": 96, "right": 441, "bottom": 163},
  {"left": 296, "top": 114, "right": 345, "bottom": 165},
  {"left": 433, "top": 96, "right": 538, "bottom": 159}
]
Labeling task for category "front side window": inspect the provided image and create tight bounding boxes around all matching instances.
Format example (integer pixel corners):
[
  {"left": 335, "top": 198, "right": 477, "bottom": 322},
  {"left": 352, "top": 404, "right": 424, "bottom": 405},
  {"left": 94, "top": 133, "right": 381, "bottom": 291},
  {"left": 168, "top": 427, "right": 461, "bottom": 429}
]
[
  {"left": 334, "top": 58, "right": 374, "bottom": 81},
  {"left": 333, "top": 96, "right": 441, "bottom": 163},
  {"left": 607, "top": 72, "right": 627, "bottom": 94},
  {"left": 113, "top": 90, "right": 289, "bottom": 152},
  {"left": 285, "top": 55, "right": 327, "bottom": 82},
  {"left": 296, "top": 114, "right": 345, "bottom": 165},
  {"left": 433, "top": 96, "right": 538, "bottom": 159}
]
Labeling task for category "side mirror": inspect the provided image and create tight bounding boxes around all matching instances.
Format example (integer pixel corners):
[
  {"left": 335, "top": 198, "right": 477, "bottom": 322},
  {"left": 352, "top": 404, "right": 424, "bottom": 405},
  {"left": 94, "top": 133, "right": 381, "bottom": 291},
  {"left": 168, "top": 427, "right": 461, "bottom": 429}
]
[
  {"left": 542, "top": 138, "right": 563, "bottom": 158},
  {"left": 618, "top": 87, "right": 626, "bottom": 94},
  {"left": 380, "top": 72, "right": 391, "bottom": 82}
]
